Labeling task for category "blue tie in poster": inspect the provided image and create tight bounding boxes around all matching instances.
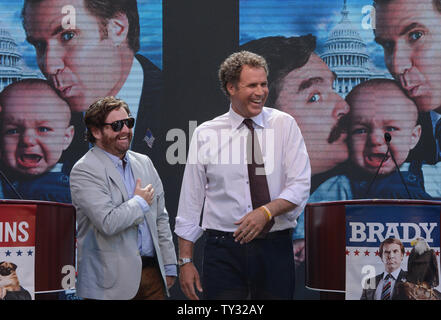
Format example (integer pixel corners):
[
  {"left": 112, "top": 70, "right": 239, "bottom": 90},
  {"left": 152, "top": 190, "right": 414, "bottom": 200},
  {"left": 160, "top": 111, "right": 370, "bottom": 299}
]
[{"left": 346, "top": 204, "right": 441, "bottom": 300}]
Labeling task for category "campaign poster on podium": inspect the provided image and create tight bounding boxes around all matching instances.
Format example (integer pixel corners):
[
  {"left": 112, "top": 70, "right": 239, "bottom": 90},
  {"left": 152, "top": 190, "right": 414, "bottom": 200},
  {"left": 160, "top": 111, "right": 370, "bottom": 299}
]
[
  {"left": 345, "top": 205, "right": 441, "bottom": 300},
  {"left": 0, "top": 204, "right": 35, "bottom": 300}
]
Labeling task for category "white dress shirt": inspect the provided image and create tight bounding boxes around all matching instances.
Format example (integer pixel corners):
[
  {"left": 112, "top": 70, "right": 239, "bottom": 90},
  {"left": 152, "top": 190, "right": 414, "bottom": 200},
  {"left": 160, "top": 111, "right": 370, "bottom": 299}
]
[{"left": 175, "top": 106, "right": 311, "bottom": 243}]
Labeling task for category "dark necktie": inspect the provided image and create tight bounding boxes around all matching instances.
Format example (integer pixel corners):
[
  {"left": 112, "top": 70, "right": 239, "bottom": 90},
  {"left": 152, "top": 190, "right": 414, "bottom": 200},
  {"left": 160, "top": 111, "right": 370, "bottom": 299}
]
[
  {"left": 381, "top": 273, "right": 392, "bottom": 300},
  {"left": 243, "top": 119, "right": 274, "bottom": 233}
]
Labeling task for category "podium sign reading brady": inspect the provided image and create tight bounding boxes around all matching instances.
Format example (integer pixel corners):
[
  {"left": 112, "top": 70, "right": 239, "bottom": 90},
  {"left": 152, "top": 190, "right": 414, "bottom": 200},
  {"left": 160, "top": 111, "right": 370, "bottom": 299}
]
[
  {"left": 0, "top": 204, "right": 35, "bottom": 300},
  {"left": 345, "top": 205, "right": 441, "bottom": 300}
]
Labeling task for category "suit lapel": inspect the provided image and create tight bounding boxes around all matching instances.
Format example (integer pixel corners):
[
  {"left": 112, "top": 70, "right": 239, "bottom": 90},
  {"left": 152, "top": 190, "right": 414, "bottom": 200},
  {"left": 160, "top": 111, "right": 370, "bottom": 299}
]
[
  {"left": 128, "top": 151, "right": 143, "bottom": 182},
  {"left": 128, "top": 152, "right": 158, "bottom": 240},
  {"left": 375, "top": 273, "right": 383, "bottom": 288},
  {"left": 396, "top": 270, "right": 406, "bottom": 282},
  {"left": 131, "top": 54, "right": 164, "bottom": 167},
  {"left": 92, "top": 147, "right": 129, "bottom": 201},
  {"left": 391, "top": 269, "right": 407, "bottom": 298},
  {"left": 408, "top": 112, "right": 436, "bottom": 163}
]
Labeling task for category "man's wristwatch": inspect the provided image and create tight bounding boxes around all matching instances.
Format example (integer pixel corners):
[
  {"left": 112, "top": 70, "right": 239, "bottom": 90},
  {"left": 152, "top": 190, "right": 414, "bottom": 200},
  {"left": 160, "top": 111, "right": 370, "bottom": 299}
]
[{"left": 178, "top": 258, "right": 192, "bottom": 266}]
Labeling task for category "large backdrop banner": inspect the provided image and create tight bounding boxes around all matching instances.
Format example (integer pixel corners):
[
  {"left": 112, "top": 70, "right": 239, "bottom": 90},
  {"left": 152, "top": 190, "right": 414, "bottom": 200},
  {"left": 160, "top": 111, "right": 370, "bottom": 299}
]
[{"left": 1, "top": 0, "right": 441, "bottom": 299}]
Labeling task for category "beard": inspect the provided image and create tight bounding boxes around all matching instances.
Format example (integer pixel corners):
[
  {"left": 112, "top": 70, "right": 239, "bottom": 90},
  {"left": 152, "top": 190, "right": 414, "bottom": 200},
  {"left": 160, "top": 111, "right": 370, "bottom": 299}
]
[{"left": 100, "top": 130, "right": 133, "bottom": 157}]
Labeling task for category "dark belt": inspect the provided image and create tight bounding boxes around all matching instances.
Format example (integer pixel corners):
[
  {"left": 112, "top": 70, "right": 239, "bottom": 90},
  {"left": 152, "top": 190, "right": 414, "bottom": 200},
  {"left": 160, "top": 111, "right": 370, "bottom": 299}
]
[
  {"left": 141, "top": 256, "right": 158, "bottom": 268},
  {"left": 206, "top": 228, "right": 291, "bottom": 240}
]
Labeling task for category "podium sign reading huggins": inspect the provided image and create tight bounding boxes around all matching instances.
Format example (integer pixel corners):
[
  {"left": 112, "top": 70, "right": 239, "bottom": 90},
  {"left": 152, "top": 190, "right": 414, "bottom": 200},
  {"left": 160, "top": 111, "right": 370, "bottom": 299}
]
[
  {"left": 0, "top": 204, "right": 36, "bottom": 300},
  {"left": 345, "top": 205, "right": 441, "bottom": 300}
]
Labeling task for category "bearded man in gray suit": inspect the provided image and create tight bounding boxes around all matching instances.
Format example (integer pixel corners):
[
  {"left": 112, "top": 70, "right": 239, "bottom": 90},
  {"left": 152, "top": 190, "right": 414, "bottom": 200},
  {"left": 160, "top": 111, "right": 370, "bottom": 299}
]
[{"left": 70, "top": 96, "right": 177, "bottom": 300}]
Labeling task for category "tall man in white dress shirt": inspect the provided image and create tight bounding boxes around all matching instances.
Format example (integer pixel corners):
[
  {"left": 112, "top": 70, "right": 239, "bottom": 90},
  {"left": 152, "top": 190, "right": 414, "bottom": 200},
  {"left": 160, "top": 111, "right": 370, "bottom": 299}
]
[{"left": 174, "top": 51, "right": 311, "bottom": 300}]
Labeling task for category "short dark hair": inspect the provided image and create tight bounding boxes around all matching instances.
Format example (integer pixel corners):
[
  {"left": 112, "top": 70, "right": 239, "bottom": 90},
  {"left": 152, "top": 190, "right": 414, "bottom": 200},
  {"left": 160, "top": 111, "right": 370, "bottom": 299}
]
[
  {"left": 379, "top": 238, "right": 405, "bottom": 258},
  {"left": 239, "top": 34, "right": 316, "bottom": 107},
  {"left": 84, "top": 96, "right": 131, "bottom": 143},
  {"left": 22, "top": 0, "right": 140, "bottom": 53},
  {"left": 374, "top": 0, "right": 441, "bottom": 14}
]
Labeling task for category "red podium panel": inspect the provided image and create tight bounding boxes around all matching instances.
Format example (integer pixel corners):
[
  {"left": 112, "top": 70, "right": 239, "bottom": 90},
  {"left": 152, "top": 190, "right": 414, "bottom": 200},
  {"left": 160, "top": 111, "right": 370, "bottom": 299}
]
[
  {"left": 0, "top": 200, "right": 75, "bottom": 299},
  {"left": 305, "top": 199, "right": 441, "bottom": 300}
]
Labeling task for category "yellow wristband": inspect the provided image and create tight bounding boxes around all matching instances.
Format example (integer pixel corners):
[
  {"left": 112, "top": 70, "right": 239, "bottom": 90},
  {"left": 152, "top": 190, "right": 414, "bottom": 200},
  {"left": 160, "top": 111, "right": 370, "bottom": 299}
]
[{"left": 261, "top": 205, "right": 272, "bottom": 221}]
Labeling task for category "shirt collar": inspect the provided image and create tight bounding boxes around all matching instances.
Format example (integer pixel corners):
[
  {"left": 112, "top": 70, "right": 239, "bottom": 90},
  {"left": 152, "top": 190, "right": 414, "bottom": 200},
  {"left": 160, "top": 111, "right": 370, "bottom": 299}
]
[
  {"left": 117, "top": 57, "right": 143, "bottom": 123},
  {"left": 228, "top": 104, "right": 265, "bottom": 130},
  {"left": 49, "top": 163, "right": 64, "bottom": 173},
  {"left": 96, "top": 146, "right": 129, "bottom": 168},
  {"left": 384, "top": 268, "right": 401, "bottom": 280}
]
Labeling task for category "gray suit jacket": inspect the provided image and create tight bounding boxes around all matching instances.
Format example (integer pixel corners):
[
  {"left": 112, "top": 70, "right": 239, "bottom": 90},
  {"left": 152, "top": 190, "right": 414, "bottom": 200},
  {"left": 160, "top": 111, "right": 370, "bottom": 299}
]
[{"left": 70, "top": 147, "right": 177, "bottom": 299}]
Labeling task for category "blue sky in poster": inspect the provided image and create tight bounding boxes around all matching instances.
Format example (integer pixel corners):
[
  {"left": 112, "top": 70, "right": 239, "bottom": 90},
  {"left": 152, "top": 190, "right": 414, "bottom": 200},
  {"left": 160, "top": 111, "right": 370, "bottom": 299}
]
[
  {"left": 0, "top": 0, "right": 162, "bottom": 72},
  {"left": 240, "top": 0, "right": 388, "bottom": 73}
]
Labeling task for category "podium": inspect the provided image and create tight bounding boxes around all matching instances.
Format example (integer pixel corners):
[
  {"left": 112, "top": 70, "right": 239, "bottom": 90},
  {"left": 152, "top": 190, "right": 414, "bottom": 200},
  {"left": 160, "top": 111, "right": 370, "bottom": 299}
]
[
  {"left": 0, "top": 200, "right": 76, "bottom": 300},
  {"left": 305, "top": 199, "right": 441, "bottom": 300}
]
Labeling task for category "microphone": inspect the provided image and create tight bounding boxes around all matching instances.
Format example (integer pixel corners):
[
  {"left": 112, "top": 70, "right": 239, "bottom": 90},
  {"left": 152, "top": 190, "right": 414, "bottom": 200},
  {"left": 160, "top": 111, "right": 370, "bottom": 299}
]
[
  {"left": 383, "top": 132, "right": 411, "bottom": 199},
  {"left": 365, "top": 132, "right": 411, "bottom": 199}
]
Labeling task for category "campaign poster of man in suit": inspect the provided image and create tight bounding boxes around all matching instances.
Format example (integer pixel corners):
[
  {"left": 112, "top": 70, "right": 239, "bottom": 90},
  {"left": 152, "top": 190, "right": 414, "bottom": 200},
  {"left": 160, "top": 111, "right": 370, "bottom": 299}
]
[
  {"left": 345, "top": 204, "right": 441, "bottom": 300},
  {"left": 360, "top": 238, "right": 407, "bottom": 300}
]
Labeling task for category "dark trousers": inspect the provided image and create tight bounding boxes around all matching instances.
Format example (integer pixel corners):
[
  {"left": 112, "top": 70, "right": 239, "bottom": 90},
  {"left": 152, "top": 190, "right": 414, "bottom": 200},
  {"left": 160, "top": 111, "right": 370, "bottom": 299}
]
[{"left": 202, "top": 229, "right": 295, "bottom": 300}]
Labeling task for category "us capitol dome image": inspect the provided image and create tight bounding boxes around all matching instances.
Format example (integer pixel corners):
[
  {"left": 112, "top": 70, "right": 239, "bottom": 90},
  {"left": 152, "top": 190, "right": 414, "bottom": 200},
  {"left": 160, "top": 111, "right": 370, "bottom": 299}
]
[
  {"left": 320, "top": 0, "right": 391, "bottom": 97},
  {"left": 0, "top": 23, "right": 42, "bottom": 92}
]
